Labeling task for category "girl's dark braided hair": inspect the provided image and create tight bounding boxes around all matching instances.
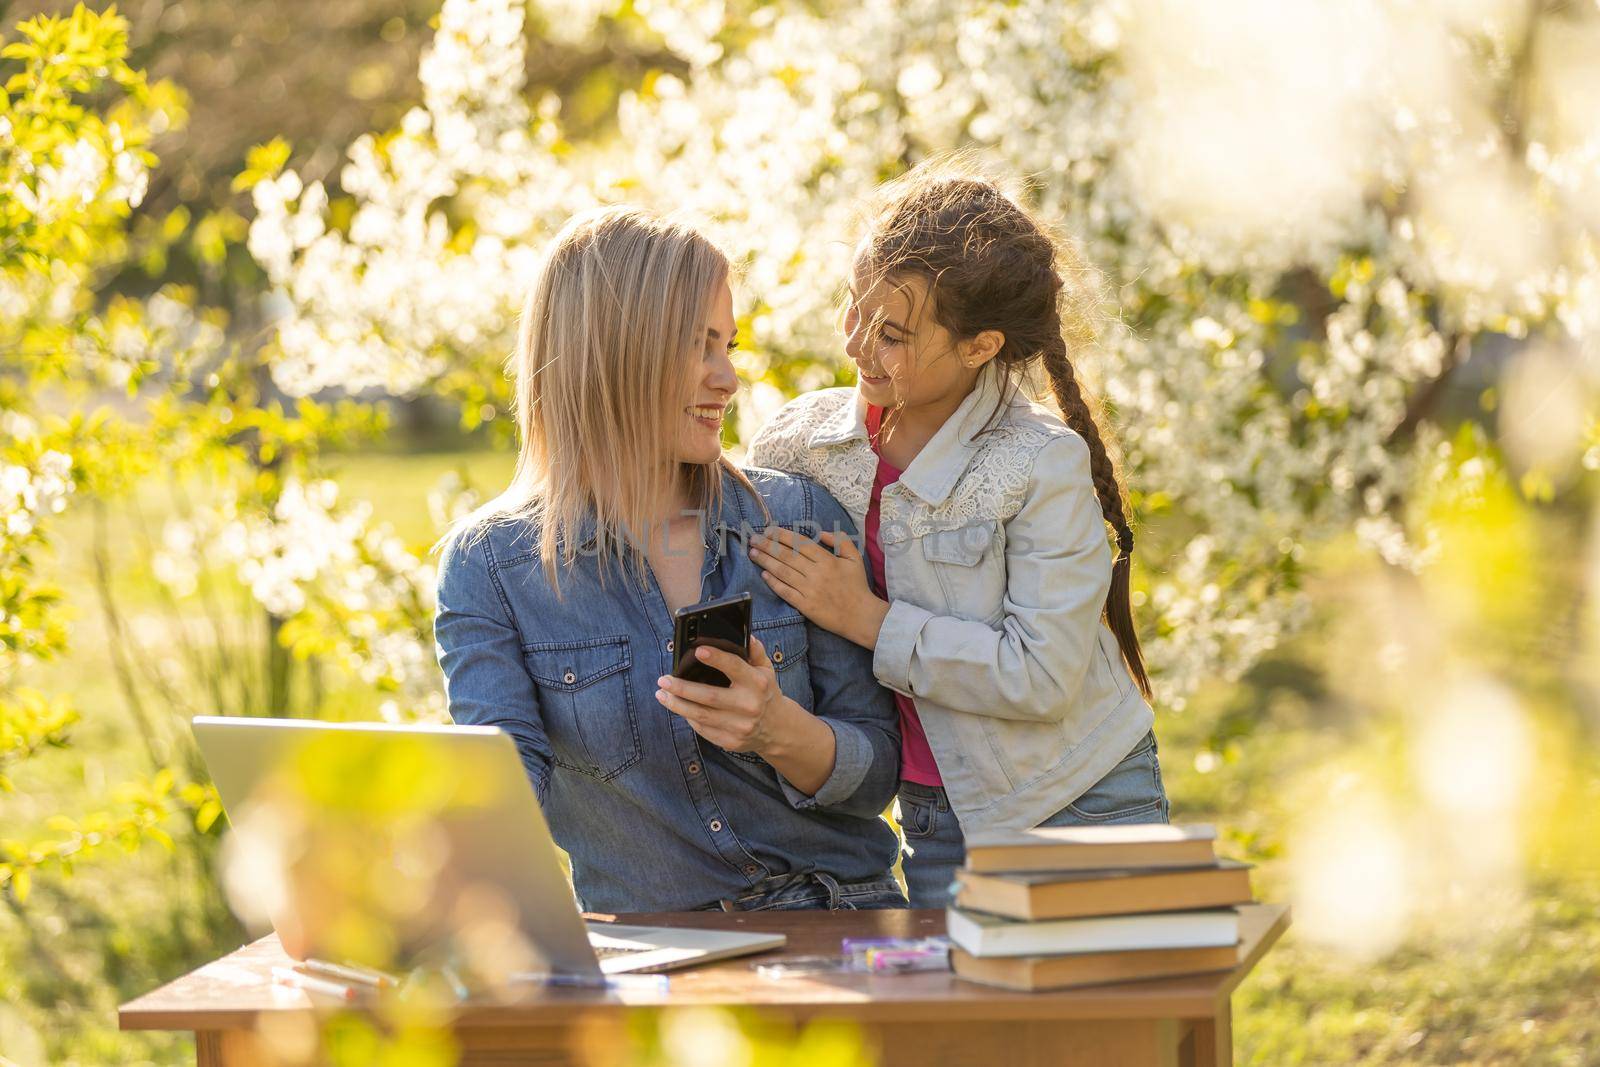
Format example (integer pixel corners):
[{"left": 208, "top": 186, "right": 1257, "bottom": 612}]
[{"left": 860, "top": 161, "right": 1152, "bottom": 700}]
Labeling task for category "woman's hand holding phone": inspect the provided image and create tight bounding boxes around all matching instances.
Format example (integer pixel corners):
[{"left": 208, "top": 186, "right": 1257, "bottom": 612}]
[
  {"left": 654, "top": 636, "right": 790, "bottom": 753},
  {"left": 655, "top": 629, "right": 840, "bottom": 797}
]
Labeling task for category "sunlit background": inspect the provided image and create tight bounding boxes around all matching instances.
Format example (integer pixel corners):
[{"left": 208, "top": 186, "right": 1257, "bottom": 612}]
[{"left": 2, "top": 0, "right": 1598, "bottom": 1063}]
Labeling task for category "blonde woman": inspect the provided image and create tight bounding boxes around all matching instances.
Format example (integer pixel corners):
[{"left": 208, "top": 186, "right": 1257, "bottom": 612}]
[{"left": 433, "top": 207, "right": 904, "bottom": 914}]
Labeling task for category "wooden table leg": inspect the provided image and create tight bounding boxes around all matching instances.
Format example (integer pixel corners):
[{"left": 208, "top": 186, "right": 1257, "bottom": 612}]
[
  {"left": 848, "top": 1019, "right": 1184, "bottom": 1067},
  {"left": 1179, "top": 1000, "right": 1232, "bottom": 1067},
  {"left": 195, "top": 1029, "right": 277, "bottom": 1067}
]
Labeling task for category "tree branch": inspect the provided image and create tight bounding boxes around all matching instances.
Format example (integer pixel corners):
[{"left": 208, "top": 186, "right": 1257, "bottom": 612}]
[{"left": 1387, "top": 333, "right": 1471, "bottom": 447}]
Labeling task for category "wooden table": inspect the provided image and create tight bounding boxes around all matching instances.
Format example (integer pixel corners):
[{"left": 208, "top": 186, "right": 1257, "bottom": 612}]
[{"left": 120, "top": 904, "right": 1289, "bottom": 1067}]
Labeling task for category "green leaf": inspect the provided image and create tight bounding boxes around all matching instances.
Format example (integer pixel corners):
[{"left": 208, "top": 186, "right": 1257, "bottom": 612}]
[
  {"left": 1519, "top": 469, "right": 1554, "bottom": 503},
  {"left": 232, "top": 137, "right": 293, "bottom": 192},
  {"left": 195, "top": 799, "right": 223, "bottom": 834}
]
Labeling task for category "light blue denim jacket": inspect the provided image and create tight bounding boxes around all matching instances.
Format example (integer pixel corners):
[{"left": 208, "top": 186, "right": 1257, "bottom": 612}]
[
  {"left": 432, "top": 466, "right": 901, "bottom": 913},
  {"left": 748, "top": 365, "right": 1156, "bottom": 833}
]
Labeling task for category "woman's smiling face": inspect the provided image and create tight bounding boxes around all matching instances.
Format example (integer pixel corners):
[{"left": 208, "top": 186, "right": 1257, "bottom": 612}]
[{"left": 674, "top": 280, "right": 739, "bottom": 465}]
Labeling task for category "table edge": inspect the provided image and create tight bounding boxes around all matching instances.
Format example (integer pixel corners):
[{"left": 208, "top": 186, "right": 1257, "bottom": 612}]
[{"left": 119, "top": 904, "right": 1292, "bottom": 1031}]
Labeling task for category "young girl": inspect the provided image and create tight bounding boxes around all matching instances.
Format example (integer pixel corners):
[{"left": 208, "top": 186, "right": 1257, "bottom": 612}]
[{"left": 746, "top": 166, "right": 1167, "bottom": 907}]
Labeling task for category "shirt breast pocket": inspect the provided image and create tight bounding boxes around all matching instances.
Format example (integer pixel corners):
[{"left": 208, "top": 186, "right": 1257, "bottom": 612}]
[
  {"left": 523, "top": 636, "right": 641, "bottom": 782},
  {"left": 719, "top": 616, "right": 810, "bottom": 767},
  {"left": 920, "top": 521, "right": 1005, "bottom": 625},
  {"left": 754, "top": 616, "right": 812, "bottom": 712}
]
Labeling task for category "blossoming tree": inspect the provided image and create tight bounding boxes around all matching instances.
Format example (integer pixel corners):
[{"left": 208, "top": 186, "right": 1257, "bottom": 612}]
[
  {"left": 242, "top": 0, "right": 1599, "bottom": 707},
  {"left": 0, "top": 6, "right": 409, "bottom": 901}
]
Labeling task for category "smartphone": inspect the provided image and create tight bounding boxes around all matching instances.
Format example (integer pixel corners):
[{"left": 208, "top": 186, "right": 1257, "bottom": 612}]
[{"left": 672, "top": 592, "right": 752, "bottom": 688}]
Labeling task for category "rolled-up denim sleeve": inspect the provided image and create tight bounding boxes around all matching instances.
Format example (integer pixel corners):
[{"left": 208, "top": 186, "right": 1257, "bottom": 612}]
[
  {"left": 775, "top": 487, "right": 901, "bottom": 817},
  {"left": 873, "top": 433, "right": 1113, "bottom": 723},
  {"left": 434, "top": 527, "right": 554, "bottom": 802}
]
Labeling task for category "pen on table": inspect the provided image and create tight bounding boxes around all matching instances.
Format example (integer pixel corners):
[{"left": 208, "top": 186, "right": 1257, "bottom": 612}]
[
  {"left": 440, "top": 963, "right": 471, "bottom": 1003},
  {"left": 271, "top": 966, "right": 359, "bottom": 1002},
  {"left": 298, "top": 958, "right": 397, "bottom": 988}
]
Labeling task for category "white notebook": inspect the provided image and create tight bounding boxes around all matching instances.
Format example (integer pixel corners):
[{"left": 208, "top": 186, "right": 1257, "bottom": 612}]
[{"left": 946, "top": 905, "right": 1241, "bottom": 958}]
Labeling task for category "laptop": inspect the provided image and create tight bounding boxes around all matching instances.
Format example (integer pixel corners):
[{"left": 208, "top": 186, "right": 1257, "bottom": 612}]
[{"left": 191, "top": 716, "right": 785, "bottom": 979}]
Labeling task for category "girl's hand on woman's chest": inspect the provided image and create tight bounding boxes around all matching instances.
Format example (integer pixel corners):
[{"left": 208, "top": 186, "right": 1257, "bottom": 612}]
[{"left": 748, "top": 527, "right": 889, "bottom": 650}]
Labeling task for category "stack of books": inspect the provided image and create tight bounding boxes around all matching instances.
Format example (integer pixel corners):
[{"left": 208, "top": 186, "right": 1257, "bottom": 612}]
[{"left": 947, "top": 824, "right": 1254, "bottom": 991}]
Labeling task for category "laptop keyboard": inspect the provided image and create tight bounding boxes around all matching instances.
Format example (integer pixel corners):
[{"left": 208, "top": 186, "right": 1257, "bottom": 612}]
[
  {"left": 592, "top": 942, "right": 654, "bottom": 961},
  {"left": 589, "top": 932, "right": 656, "bottom": 961}
]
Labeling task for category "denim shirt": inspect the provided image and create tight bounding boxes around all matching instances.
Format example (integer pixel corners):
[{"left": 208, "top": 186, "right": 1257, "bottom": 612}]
[{"left": 433, "top": 466, "right": 901, "bottom": 913}]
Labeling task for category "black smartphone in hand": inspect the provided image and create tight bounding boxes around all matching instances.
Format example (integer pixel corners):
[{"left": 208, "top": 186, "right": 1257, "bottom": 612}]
[{"left": 672, "top": 592, "right": 752, "bottom": 688}]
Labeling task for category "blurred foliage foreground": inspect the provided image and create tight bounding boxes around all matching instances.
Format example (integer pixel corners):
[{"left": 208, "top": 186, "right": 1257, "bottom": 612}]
[{"left": 2, "top": 2, "right": 1599, "bottom": 1066}]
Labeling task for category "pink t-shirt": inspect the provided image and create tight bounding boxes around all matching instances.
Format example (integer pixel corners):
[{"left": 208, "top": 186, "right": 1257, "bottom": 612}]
[{"left": 864, "top": 405, "right": 943, "bottom": 787}]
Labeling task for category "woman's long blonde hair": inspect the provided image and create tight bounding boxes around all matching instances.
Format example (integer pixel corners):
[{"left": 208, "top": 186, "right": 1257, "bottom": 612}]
[{"left": 444, "top": 206, "right": 756, "bottom": 586}]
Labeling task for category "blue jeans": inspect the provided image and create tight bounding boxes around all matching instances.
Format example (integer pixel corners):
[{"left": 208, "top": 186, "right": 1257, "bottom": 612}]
[
  {"left": 897, "top": 730, "right": 1170, "bottom": 910},
  {"left": 693, "top": 870, "right": 907, "bottom": 911}
]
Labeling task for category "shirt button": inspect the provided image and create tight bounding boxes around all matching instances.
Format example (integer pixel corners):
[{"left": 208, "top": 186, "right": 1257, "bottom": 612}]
[
  {"left": 687, "top": 762, "right": 701, "bottom": 775},
  {"left": 772, "top": 649, "right": 784, "bottom": 664},
  {"left": 562, "top": 670, "right": 576, "bottom": 684},
  {"left": 666, "top": 639, "right": 674, "bottom": 652},
  {"left": 709, "top": 820, "right": 723, "bottom": 833},
  {"left": 743, "top": 864, "right": 759, "bottom": 876}
]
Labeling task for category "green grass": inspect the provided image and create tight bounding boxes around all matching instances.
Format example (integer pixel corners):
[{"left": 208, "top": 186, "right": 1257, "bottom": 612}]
[
  {"left": 321, "top": 449, "right": 517, "bottom": 550},
  {"left": 3, "top": 448, "right": 1598, "bottom": 1066},
  {"left": 1160, "top": 691, "right": 1600, "bottom": 1066},
  {"left": 1234, "top": 877, "right": 1600, "bottom": 1065},
  {"left": 2, "top": 448, "right": 521, "bottom": 1065}
]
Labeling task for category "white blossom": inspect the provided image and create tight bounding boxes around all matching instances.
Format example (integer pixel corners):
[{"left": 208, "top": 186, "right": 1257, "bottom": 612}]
[
  {"left": 155, "top": 479, "right": 441, "bottom": 719},
  {"left": 243, "top": 0, "right": 1600, "bottom": 702},
  {"left": 0, "top": 452, "right": 74, "bottom": 541}
]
